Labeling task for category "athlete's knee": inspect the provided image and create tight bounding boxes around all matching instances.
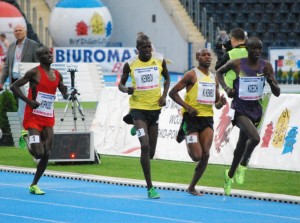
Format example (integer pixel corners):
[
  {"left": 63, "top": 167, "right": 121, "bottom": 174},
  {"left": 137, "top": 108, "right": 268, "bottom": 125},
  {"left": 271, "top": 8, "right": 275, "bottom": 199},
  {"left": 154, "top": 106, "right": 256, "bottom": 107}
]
[
  {"left": 190, "top": 152, "right": 204, "bottom": 162},
  {"left": 249, "top": 135, "right": 260, "bottom": 146}
]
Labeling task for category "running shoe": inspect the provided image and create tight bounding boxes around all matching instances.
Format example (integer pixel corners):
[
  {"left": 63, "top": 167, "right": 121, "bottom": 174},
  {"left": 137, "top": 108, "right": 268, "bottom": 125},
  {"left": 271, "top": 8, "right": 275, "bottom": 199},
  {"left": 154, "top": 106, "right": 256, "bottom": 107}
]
[
  {"left": 235, "top": 164, "right": 247, "bottom": 185},
  {"left": 29, "top": 185, "right": 45, "bottom": 195},
  {"left": 224, "top": 169, "right": 233, "bottom": 196},
  {"left": 21, "top": 129, "right": 28, "bottom": 137},
  {"left": 19, "top": 129, "right": 29, "bottom": 149},
  {"left": 148, "top": 187, "right": 160, "bottom": 199},
  {"left": 130, "top": 127, "right": 136, "bottom": 136}
]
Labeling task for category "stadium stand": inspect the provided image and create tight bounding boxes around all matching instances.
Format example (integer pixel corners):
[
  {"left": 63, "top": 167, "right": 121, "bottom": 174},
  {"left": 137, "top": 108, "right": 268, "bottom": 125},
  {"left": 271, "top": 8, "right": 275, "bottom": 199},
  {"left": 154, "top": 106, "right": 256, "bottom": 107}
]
[{"left": 180, "top": 0, "right": 300, "bottom": 58}]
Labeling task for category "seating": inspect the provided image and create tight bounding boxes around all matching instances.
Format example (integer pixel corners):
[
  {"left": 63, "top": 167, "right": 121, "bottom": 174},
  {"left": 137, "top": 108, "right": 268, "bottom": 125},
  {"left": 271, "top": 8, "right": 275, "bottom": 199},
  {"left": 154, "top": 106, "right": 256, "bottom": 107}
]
[
  {"left": 248, "top": 12, "right": 259, "bottom": 23},
  {"left": 261, "top": 13, "right": 271, "bottom": 23},
  {"left": 286, "top": 13, "right": 297, "bottom": 24},
  {"left": 244, "top": 22, "right": 254, "bottom": 33},
  {"left": 278, "top": 3, "right": 289, "bottom": 13},
  {"left": 272, "top": 13, "right": 285, "bottom": 23},
  {"left": 268, "top": 23, "right": 278, "bottom": 33},
  {"left": 265, "top": 3, "right": 275, "bottom": 13},
  {"left": 255, "top": 22, "right": 266, "bottom": 33},
  {"left": 275, "top": 33, "right": 286, "bottom": 42},
  {"left": 240, "top": 3, "right": 252, "bottom": 12},
  {"left": 280, "top": 22, "right": 291, "bottom": 33},
  {"left": 180, "top": 0, "right": 300, "bottom": 59},
  {"left": 253, "top": 3, "right": 264, "bottom": 13}
]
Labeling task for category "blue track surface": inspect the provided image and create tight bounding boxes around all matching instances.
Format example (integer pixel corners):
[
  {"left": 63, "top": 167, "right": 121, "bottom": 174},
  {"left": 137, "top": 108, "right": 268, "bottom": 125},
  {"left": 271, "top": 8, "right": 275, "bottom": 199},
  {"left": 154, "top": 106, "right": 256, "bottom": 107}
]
[{"left": 0, "top": 171, "right": 299, "bottom": 223}]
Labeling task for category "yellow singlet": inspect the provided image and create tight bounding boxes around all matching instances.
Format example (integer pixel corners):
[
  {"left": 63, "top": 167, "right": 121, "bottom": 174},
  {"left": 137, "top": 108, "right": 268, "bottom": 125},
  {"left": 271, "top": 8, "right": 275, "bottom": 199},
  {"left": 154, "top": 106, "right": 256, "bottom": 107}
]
[
  {"left": 182, "top": 68, "right": 216, "bottom": 117},
  {"left": 128, "top": 52, "right": 164, "bottom": 110}
]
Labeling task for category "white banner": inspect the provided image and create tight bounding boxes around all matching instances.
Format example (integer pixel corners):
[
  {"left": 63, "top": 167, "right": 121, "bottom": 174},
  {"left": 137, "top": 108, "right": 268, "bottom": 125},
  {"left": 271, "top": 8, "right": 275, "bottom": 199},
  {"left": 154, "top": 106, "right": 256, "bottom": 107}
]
[
  {"left": 53, "top": 47, "right": 137, "bottom": 74},
  {"left": 19, "top": 62, "right": 103, "bottom": 102},
  {"left": 91, "top": 88, "right": 300, "bottom": 171}
]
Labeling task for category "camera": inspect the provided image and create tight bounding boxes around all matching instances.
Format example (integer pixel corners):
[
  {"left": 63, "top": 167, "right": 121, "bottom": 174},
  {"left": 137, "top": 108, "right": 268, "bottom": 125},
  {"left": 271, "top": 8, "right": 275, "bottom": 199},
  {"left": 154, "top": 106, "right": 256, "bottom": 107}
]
[{"left": 215, "top": 40, "right": 232, "bottom": 52}]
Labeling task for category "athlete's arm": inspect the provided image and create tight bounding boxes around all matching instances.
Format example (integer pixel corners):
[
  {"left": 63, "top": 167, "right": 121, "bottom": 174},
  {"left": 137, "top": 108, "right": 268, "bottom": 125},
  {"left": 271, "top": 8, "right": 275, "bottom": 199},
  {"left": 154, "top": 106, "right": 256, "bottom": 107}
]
[
  {"left": 214, "top": 76, "right": 226, "bottom": 109},
  {"left": 216, "top": 59, "right": 239, "bottom": 98},
  {"left": 158, "top": 59, "right": 171, "bottom": 107},
  {"left": 118, "top": 62, "right": 134, "bottom": 95},
  {"left": 263, "top": 61, "right": 280, "bottom": 97},
  {"left": 169, "top": 70, "right": 197, "bottom": 117},
  {"left": 57, "top": 72, "right": 68, "bottom": 99},
  {"left": 10, "top": 68, "right": 40, "bottom": 109}
]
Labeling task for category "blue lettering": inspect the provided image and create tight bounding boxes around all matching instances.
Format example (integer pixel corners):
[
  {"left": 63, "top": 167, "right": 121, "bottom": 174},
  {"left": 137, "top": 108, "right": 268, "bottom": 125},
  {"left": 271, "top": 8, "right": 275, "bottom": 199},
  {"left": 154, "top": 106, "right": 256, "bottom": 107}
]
[
  {"left": 66, "top": 50, "right": 71, "bottom": 62},
  {"left": 83, "top": 50, "right": 93, "bottom": 62},
  {"left": 122, "top": 50, "right": 131, "bottom": 62},
  {"left": 94, "top": 50, "right": 105, "bottom": 62},
  {"left": 72, "top": 50, "right": 81, "bottom": 62},
  {"left": 107, "top": 50, "right": 119, "bottom": 62},
  {"left": 56, "top": 50, "right": 65, "bottom": 62}
]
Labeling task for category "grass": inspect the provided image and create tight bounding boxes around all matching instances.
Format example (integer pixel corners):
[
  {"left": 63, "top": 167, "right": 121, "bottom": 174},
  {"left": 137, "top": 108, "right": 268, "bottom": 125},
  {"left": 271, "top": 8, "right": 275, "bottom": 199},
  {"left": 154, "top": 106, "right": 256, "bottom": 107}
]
[
  {"left": 0, "top": 147, "right": 299, "bottom": 197},
  {"left": 54, "top": 102, "right": 98, "bottom": 109}
]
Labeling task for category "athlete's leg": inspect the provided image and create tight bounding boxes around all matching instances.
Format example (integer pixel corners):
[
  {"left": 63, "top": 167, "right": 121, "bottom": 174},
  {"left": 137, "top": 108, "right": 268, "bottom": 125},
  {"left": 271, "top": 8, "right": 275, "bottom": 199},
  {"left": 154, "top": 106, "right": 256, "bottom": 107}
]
[
  {"left": 187, "top": 127, "right": 213, "bottom": 195},
  {"left": 228, "top": 130, "right": 248, "bottom": 178},
  {"left": 148, "top": 123, "right": 158, "bottom": 159},
  {"left": 235, "top": 116, "right": 260, "bottom": 167},
  {"left": 31, "top": 127, "right": 53, "bottom": 186},
  {"left": 133, "top": 119, "right": 153, "bottom": 190}
]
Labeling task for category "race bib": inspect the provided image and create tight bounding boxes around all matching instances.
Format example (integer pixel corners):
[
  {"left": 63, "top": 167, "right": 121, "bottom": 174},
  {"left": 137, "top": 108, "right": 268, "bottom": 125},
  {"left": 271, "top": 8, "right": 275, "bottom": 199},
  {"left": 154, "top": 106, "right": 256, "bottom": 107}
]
[
  {"left": 239, "top": 76, "right": 264, "bottom": 100},
  {"left": 134, "top": 66, "right": 160, "bottom": 90},
  {"left": 33, "top": 92, "right": 55, "bottom": 117},
  {"left": 197, "top": 82, "right": 216, "bottom": 105}
]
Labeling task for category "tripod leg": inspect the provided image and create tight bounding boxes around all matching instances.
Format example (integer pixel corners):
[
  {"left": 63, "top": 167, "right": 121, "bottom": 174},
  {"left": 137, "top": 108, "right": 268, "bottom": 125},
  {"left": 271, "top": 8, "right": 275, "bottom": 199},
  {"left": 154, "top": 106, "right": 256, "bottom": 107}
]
[
  {"left": 76, "top": 99, "right": 88, "bottom": 131},
  {"left": 57, "top": 101, "right": 71, "bottom": 131}
]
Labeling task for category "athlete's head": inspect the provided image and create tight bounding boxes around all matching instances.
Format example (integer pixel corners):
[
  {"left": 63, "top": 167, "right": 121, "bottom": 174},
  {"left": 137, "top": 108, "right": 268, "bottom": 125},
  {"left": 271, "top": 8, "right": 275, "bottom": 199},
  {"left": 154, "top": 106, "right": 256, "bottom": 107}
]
[
  {"left": 36, "top": 46, "right": 53, "bottom": 64},
  {"left": 246, "top": 37, "right": 263, "bottom": 61},
  {"left": 196, "top": 48, "right": 212, "bottom": 68},
  {"left": 136, "top": 34, "right": 152, "bottom": 62}
]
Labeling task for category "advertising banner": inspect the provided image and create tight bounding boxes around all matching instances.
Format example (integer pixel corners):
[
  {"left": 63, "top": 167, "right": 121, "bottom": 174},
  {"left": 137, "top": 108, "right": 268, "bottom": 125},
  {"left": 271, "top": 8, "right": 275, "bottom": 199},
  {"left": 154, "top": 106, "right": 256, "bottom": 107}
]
[{"left": 92, "top": 88, "right": 300, "bottom": 171}]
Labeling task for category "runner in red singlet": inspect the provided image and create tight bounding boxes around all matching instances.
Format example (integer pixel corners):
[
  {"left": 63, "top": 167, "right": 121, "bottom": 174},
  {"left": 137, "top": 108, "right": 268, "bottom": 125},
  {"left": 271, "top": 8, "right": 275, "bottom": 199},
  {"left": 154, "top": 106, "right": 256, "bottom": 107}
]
[{"left": 11, "top": 46, "right": 68, "bottom": 195}]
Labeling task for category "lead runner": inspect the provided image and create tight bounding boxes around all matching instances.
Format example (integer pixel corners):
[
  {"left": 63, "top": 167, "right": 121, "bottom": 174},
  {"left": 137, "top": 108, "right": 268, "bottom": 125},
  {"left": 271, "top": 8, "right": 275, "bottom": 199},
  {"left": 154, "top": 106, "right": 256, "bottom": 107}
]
[{"left": 11, "top": 46, "right": 68, "bottom": 195}]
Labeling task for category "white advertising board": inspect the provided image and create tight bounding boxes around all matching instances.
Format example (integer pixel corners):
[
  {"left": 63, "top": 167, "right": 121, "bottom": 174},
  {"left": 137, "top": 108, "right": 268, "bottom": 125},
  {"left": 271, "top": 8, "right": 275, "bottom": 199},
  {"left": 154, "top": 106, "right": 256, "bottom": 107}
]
[{"left": 92, "top": 88, "right": 300, "bottom": 172}]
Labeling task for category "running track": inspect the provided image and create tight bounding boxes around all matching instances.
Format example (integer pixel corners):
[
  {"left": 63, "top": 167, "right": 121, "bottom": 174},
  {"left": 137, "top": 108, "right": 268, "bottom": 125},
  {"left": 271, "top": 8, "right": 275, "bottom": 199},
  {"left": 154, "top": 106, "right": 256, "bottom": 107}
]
[{"left": 0, "top": 166, "right": 299, "bottom": 223}]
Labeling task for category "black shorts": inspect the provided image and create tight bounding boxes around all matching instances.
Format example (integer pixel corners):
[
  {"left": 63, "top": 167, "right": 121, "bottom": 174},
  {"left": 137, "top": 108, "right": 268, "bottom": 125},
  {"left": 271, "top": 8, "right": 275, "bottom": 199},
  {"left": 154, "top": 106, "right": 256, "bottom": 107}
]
[
  {"left": 183, "top": 113, "right": 214, "bottom": 134},
  {"left": 130, "top": 109, "right": 161, "bottom": 126},
  {"left": 232, "top": 111, "right": 261, "bottom": 127}
]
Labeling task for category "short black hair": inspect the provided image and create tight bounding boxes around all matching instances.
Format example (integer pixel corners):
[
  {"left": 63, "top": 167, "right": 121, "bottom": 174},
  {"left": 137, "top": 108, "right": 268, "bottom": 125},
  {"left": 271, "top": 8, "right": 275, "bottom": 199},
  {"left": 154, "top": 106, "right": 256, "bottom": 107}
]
[
  {"left": 136, "top": 34, "right": 150, "bottom": 47},
  {"left": 36, "top": 46, "right": 49, "bottom": 61},
  {"left": 230, "top": 28, "right": 245, "bottom": 41}
]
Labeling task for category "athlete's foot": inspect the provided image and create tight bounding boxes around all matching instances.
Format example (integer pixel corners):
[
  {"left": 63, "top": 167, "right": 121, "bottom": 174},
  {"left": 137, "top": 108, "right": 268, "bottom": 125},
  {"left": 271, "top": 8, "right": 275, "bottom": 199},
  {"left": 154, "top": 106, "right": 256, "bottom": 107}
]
[{"left": 187, "top": 188, "right": 203, "bottom": 196}]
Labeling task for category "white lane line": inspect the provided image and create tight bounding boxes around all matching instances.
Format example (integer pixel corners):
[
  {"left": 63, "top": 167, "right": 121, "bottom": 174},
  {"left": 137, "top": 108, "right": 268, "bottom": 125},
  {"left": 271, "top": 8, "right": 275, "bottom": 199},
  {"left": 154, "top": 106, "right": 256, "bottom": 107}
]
[
  {"left": 0, "top": 196, "right": 200, "bottom": 223},
  {"left": 0, "top": 213, "right": 68, "bottom": 223},
  {"left": 1, "top": 183, "right": 299, "bottom": 222},
  {"left": 46, "top": 187, "right": 300, "bottom": 222}
]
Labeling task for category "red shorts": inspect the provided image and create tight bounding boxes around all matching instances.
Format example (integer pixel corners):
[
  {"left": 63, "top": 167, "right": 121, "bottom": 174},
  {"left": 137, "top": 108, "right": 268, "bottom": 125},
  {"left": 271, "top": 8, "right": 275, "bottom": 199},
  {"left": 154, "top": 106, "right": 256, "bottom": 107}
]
[{"left": 23, "top": 114, "right": 55, "bottom": 132}]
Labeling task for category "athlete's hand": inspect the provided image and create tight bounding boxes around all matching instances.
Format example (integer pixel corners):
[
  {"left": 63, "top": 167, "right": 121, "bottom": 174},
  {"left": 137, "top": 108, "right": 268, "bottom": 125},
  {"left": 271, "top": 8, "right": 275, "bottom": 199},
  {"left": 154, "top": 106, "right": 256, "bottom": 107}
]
[
  {"left": 263, "top": 66, "right": 272, "bottom": 83},
  {"left": 158, "top": 96, "right": 166, "bottom": 107},
  {"left": 127, "top": 87, "right": 134, "bottom": 95},
  {"left": 225, "top": 87, "right": 235, "bottom": 98},
  {"left": 187, "top": 106, "right": 197, "bottom": 117},
  {"left": 28, "top": 100, "right": 40, "bottom": 109},
  {"left": 220, "top": 94, "right": 226, "bottom": 105}
]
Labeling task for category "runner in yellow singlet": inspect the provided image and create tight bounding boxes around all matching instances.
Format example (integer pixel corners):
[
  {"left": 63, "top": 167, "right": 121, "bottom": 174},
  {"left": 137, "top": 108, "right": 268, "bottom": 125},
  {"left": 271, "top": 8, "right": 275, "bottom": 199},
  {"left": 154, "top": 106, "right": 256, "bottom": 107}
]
[
  {"left": 169, "top": 48, "right": 226, "bottom": 196},
  {"left": 118, "top": 34, "right": 170, "bottom": 199}
]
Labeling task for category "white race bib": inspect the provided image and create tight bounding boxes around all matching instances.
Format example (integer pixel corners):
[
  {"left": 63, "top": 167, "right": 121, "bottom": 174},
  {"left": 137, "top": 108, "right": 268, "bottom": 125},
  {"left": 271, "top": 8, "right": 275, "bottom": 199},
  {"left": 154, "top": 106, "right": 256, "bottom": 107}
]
[
  {"left": 197, "top": 82, "right": 216, "bottom": 105},
  {"left": 33, "top": 92, "right": 55, "bottom": 117},
  {"left": 239, "top": 77, "right": 264, "bottom": 100},
  {"left": 134, "top": 66, "right": 160, "bottom": 90}
]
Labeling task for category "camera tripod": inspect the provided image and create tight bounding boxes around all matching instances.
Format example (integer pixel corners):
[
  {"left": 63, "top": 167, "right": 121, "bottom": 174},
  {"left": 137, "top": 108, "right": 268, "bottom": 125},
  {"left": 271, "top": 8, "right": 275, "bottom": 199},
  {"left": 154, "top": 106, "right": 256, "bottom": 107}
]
[
  {"left": 59, "top": 88, "right": 87, "bottom": 131},
  {"left": 58, "top": 67, "right": 87, "bottom": 132}
]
